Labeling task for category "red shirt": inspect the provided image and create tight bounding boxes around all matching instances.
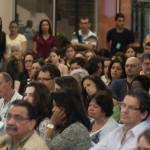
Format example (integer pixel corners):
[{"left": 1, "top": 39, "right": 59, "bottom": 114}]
[{"left": 33, "top": 34, "right": 57, "bottom": 59}]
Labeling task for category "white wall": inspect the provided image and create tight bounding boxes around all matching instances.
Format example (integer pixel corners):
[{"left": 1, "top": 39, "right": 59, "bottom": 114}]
[{"left": 0, "top": 0, "right": 15, "bottom": 34}]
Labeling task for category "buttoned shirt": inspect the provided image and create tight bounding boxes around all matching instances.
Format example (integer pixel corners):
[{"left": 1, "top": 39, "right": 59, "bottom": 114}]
[{"left": 89, "top": 121, "right": 148, "bottom": 150}]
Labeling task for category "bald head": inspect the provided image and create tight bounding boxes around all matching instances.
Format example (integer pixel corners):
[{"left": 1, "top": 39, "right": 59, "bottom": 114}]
[{"left": 125, "top": 57, "right": 141, "bottom": 78}]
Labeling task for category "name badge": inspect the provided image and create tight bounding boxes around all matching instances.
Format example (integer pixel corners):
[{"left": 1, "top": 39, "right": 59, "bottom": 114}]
[{"left": 116, "top": 43, "right": 121, "bottom": 49}]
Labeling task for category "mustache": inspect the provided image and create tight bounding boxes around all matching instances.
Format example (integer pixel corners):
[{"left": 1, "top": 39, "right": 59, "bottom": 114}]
[
  {"left": 6, "top": 125, "right": 18, "bottom": 131},
  {"left": 121, "top": 113, "right": 130, "bottom": 118}
]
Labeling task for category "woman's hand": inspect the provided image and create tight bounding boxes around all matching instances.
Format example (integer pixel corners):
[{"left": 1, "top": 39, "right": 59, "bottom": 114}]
[{"left": 49, "top": 108, "right": 66, "bottom": 127}]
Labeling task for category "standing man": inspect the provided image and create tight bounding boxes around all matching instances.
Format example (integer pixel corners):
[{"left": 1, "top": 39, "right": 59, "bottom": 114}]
[
  {"left": 110, "top": 57, "right": 141, "bottom": 101},
  {"left": 106, "top": 13, "right": 135, "bottom": 55},
  {"left": 71, "top": 17, "right": 97, "bottom": 51}
]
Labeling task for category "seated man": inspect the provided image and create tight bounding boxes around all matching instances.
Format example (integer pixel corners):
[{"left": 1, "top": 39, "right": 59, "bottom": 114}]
[
  {"left": 1, "top": 43, "right": 23, "bottom": 81},
  {"left": 0, "top": 100, "right": 49, "bottom": 150},
  {"left": 36, "top": 63, "right": 61, "bottom": 92},
  {"left": 70, "top": 57, "right": 85, "bottom": 72},
  {"left": 90, "top": 88, "right": 150, "bottom": 150},
  {"left": 0, "top": 72, "right": 22, "bottom": 122},
  {"left": 140, "top": 52, "right": 150, "bottom": 78}
]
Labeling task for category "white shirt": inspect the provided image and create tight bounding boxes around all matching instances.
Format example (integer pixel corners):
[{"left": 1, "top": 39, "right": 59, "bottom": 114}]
[
  {"left": 90, "top": 117, "right": 118, "bottom": 145},
  {"left": 0, "top": 90, "right": 22, "bottom": 122},
  {"left": 89, "top": 121, "right": 148, "bottom": 150}
]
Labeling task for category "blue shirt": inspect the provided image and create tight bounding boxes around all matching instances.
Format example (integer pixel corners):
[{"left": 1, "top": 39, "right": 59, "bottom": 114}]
[{"left": 110, "top": 78, "right": 131, "bottom": 101}]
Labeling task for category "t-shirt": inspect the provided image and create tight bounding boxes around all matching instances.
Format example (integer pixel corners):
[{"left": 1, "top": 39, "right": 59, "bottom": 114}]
[
  {"left": 33, "top": 34, "right": 57, "bottom": 59},
  {"left": 71, "top": 29, "right": 97, "bottom": 46},
  {"left": 110, "top": 78, "right": 131, "bottom": 101},
  {"left": 6, "top": 34, "right": 27, "bottom": 57},
  {"left": 106, "top": 28, "right": 135, "bottom": 55}
]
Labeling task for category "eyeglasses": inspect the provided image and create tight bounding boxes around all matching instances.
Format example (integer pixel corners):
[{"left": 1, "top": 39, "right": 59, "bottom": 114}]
[
  {"left": 4, "top": 114, "right": 30, "bottom": 123},
  {"left": 125, "top": 65, "right": 139, "bottom": 68},
  {"left": 31, "top": 67, "right": 39, "bottom": 71},
  {"left": 80, "top": 23, "right": 89, "bottom": 25},
  {"left": 25, "top": 60, "right": 33, "bottom": 64},
  {"left": 120, "top": 103, "right": 140, "bottom": 111},
  {"left": 143, "top": 63, "right": 150, "bottom": 67},
  {"left": 37, "top": 77, "right": 54, "bottom": 82}
]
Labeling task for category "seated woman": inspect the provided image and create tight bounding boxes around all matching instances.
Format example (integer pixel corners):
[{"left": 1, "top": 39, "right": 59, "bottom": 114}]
[
  {"left": 81, "top": 75, "right": 120, "bottom": 122},
  {"left": 114, "top": 52, "right": 127, "bottom": 63},
  {"left": 49, "top": 49, "right": 68, "bottom": 76},
  {"left": 131, "top": 75, "right": 150, "bottom": 93},
  {"left": 98, "top": 48, "right": 111, "bottom": 60},
  {"left": 23, "top": 82, "right": 52, "bottom": 139},
  {"left": 44, "top": 88, "right": 92, "bottom": 150},
  {"left": 101, "top": 58, "right": 112, "bottom": 84},
  {"left": 88, "top": 91, "right": 118, "bottom": 145},
  {"left": 124, "top": 45, "right": 136, "bottom": 59},
  {"left": 85, "top": 50, "right": 96, "bottom": 61},
  {"left": 86, "top": 57, "right": 103, "bottom": 78},
  {"left": 18, "top": 59, "right": 45, "bottom": 95},
  {"left": 108, "top": 59, "right": 126, "bottom": 87}
]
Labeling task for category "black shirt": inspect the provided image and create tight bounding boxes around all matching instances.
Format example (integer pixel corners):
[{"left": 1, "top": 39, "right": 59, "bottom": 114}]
[{"left": 106, "top": 28, "right": 135, "bottom": 55}]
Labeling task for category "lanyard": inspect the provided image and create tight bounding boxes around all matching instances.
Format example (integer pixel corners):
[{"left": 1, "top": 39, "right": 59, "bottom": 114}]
[
  {"left": 116, "top": 29, "right": 124, "bottom": 42},
  {"left": 126, "top": 82, "right": 129, "bottom": 92}
]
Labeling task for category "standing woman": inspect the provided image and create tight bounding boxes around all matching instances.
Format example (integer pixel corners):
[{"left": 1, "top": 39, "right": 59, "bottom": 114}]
[
  {"left": 50, "top": 49, "right": 68, "bottom": 76},
  {"left": 32, "top": 19, "right": 57, "bottom": 60},
  {"left": 0, "top": 17, "right": 6, "bottom": 63},
  {"left": 4, "top": 21, "right": 27, "bottom": 60}
]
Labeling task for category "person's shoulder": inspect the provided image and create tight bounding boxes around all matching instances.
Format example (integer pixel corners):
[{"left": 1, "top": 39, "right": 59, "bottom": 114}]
[
  {"left": 89, "top": 30, "right": 97, "bottom": 36},
  {"left": 114, "top": 78, "right": 127, "bottom": 83},
  {"left": 23, "top": 130, "right": 49, "bottom": 149},
  {"left": 108, "top": 28, "right": 116, "bottom": 33},
  {"left": 18, "top": 34, "right": 26, "bottom": 38},
  {"left": 124, "top": 28, "right": 133, "bottom": 33},
  {"left": 0, "top": 134, "right": 10, "bottom": 147}
]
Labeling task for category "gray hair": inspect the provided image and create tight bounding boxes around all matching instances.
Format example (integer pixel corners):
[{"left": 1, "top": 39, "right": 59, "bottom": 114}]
[
  {"left": 140, "top": 52, "right": 150, "bottom": 63},
  {"left": 70, "top": 69, "right": 89, "bottom": 80},
  {"left": 10, "top": 43, "right": 22, "bottom": 51}
]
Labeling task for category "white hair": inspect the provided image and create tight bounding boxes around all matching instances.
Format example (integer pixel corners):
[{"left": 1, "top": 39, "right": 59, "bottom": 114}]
[
  {"left": 11, "top": 43, "right": 22, "bottom": 51},
  {"left": 70, "top": 69, "right": 89, "bottom": 80}
]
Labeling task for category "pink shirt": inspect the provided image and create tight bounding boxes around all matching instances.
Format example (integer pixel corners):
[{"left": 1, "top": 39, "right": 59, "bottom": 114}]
[{"left": 33, "top": 34, "right": 57, "bottom": 59}]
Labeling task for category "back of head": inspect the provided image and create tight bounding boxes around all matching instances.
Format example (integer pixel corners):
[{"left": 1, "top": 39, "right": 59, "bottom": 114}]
[
  {"left": 70, "top": 69, "right": 89, "bottom": 80},
  {"left": 10, "top": 100, "right": 36, "bottom": 121},
  {"left": 115, "top": 13, "right": 125, "bottom": 21},
  {"left": 131, "top": 75, "right": 150, "bottom": 92},
  {"left": 38, "top": 63, "right": 61, "bottom": 78},
  {"left": 138, "top": 129, "right": 150, "bottom": 145},
  {"left": 70, "top": 57, "right": 85, "bottom": 68},
  {"left": 51, "top": 88, "right": 91, "bottom": 132},
  {"left": 86, "top": 57, "right": 103, "bottom": 75},
  {"left": 98, "top": 48, "right": 111, "bottom": 58},
  {"left": 55, "top": 76, "right": 80, "bottom": 95},
  {"left": 126, "top": 88, "right": 150, "bottom": 121}
]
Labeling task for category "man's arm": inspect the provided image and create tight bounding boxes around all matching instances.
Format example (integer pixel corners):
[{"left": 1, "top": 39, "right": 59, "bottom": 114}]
[
  {"left": 71, "top": 40, "right": 94, "bottom": 50},
  {"left": 106, "top": 40, "right": 111, "bottom": 52},
  {"left": 16, "top": 60, "right": 23, "bottom": 72},
  {"left": 0, "top": 55, "right": 12, "bottom": 72}
]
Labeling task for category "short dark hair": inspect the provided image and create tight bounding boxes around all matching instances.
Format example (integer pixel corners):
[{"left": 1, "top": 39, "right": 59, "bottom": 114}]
[
  {"left": 108, "top": 59, "right": 126, "bottom": 80},
  {"left": 50, "top": 88, "right": 91, "bottom": 132},
  {"left": 85, "top": 57, "right": 103, "bottom": 75},
  {"left": 145, "top": 42, "right": 150, "bottom": 47},
  {"left": 38, "top": 63, "right": 61, "bottom": 78},
  {"left": 88, "top": 91, "right": 114, "bottom": 117},
  {"left": 126, "top": 88, "right": 150, "bottom": 121},
  {"left": 39, "top": 19, "right": 52, "bottom": 35},
  {"left": 50, "top": 49, "right": 61, "bottom": 56},
  {"left": 10, "top": 100, "right": 36, "bottom": 121},
  {"left": 10, "top": 20, "right": 18, "bottom": 26},
  {"left": 0, "top": 72, "right": 13, "bottom": 83},
  {"left": 124, "top": 45, "right": 136, "bottom": 57},
  {"left": 32, "top": 59, "right": 45, "bottom": 66},
  {"left": 70, "top": 57, "right": 85, "bottom": 68},
  {"left": 138, "top": 129, "right": 150, "bottom": 145},
  {"left": 98, "top": 49, "right": 111, "bottom": 58},
  {"left": 80, "top": 17, "right": 90, "bottom": 23},
  {"left": 131, "top": 75, "right": 150, "bottom": 92},
  {"left": 140, "top": 52, "right": 150, "bottom": 63},
  {"left": 115, "top": 13, "right": 125, "bottom": 21}
]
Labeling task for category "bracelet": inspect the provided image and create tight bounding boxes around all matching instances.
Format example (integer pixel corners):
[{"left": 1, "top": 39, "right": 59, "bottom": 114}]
[{"left": 78, "top": 43, "right": 81, "bottom": 47}]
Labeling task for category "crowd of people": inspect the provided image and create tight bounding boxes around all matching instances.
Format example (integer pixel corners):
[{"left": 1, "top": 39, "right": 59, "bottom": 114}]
[{"left": 0, "top": 12, "right": 150, "bottom": 150}]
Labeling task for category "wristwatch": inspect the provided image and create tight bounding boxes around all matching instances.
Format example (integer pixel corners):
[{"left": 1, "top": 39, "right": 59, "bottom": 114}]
[{"left": 47, "top": 124, "right": 55, "bottom": 129}]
